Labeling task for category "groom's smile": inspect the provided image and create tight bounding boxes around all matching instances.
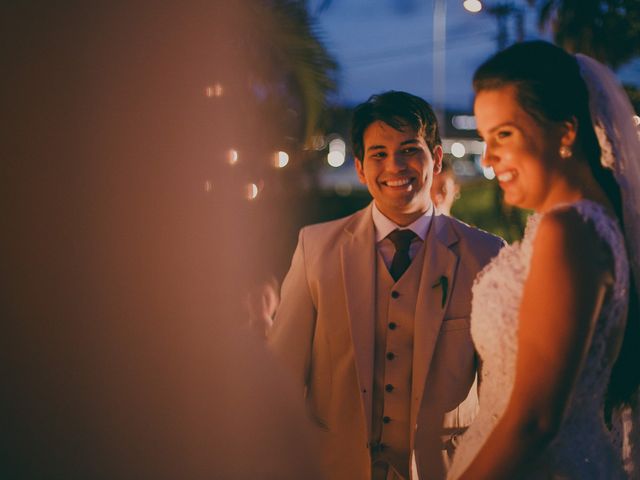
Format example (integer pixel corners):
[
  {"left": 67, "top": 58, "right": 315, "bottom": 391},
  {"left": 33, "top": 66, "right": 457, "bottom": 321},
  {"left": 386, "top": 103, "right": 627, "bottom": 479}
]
[{"left": 382, "top": 176, "right": 413, "bottom": 188}]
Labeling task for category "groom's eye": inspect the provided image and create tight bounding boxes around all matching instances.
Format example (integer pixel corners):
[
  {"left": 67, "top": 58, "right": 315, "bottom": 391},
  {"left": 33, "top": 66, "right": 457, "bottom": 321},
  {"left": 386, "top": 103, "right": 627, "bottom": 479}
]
[{"left": 497, "top": 130, "right": 512, "bottom": 139}]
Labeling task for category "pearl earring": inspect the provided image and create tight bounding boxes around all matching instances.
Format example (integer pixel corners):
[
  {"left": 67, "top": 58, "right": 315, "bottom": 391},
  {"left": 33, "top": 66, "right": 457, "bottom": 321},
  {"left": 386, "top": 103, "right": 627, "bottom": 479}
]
[{"left": 559, "top": 145, "right": 572, "bottom": 159}]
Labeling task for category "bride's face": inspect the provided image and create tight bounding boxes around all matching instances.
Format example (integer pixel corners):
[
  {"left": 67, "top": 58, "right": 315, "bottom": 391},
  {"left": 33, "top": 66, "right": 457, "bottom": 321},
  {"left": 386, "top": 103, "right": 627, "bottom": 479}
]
[{"left": 474, "top": 85, "right": 565, "bottom": 212}]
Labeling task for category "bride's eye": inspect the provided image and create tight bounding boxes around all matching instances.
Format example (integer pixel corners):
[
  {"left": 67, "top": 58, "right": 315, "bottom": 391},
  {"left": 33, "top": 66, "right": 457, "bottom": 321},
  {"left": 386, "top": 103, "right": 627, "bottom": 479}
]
[{"left": 497, "top": 130, "right": 512, "bottom": 139}]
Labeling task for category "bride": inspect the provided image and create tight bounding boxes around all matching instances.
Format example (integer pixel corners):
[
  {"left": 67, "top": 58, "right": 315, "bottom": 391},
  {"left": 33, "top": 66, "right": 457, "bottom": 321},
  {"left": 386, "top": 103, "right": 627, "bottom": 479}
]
[{"left": 447, "top": 41, "right": 640, "bottom": 479}]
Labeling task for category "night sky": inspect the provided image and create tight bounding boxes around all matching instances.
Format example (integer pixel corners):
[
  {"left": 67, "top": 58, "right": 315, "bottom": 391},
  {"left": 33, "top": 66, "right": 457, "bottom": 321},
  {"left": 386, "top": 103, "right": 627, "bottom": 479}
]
[{"left": 310, "top": 0, "right": 640, "bottom": 110}]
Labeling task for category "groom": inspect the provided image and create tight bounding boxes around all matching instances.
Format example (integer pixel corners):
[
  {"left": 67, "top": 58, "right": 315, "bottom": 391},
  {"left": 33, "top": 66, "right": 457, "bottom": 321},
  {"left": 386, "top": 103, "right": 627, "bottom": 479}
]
[{"left": 267, "top": 91, "right": 503, "bottom": 480}]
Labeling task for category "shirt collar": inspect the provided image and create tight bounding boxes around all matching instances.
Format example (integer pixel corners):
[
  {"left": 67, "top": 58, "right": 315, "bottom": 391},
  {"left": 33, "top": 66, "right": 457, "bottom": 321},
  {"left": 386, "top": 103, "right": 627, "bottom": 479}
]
[{"left": 371, "top": 202, "right": 434, "bottom": 243}]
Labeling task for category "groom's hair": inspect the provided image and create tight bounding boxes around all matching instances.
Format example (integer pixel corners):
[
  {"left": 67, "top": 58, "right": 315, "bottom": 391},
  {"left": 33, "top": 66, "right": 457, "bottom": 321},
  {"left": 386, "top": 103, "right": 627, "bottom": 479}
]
[{"left": 350, "top": 91, "right": 441, "bottom": 161}]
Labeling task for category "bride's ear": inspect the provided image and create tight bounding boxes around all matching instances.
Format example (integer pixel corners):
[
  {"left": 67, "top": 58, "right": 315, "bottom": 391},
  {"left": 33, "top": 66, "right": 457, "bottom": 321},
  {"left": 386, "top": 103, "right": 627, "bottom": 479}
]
[
  {"left": 561, "top": 116, "right": 578, "bottom": 149},
  {"left": 558, "top": 116, "right": 578, "bottom": 159}
]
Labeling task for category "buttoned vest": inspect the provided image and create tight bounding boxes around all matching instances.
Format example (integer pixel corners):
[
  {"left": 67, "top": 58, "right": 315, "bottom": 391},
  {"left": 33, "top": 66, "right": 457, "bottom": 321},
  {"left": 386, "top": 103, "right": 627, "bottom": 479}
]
[{"left": 371, "top": 240, "right": 427, "bottom": 479}]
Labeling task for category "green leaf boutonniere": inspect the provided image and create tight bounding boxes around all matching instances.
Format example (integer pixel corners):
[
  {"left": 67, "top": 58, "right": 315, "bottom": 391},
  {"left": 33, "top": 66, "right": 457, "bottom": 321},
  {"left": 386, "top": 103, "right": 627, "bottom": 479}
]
[{"left": 431, "top": 275, "right": 449, "bottom": 308}]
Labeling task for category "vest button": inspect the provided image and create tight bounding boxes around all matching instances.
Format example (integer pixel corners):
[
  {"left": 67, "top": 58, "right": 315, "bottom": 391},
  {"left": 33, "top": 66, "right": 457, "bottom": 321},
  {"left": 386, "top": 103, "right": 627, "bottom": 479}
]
[
  {"left": 385, "top": 384, "right": 394, "bottom": 392},
  {"left": 386, "top": 352, "right": 395, "bottom": 360},
  {"left": 383, "top": 416, "right": 391, "bottom": 424},
  {"left": 391, "top": 290, "right": 400, "bottom": 298},
  {"left": 388, "top": 322, "right": 397, "bottom": 330}
]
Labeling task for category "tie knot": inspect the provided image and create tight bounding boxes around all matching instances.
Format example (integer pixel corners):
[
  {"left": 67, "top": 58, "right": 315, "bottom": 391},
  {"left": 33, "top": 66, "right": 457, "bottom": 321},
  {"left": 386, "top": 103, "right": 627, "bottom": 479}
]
[{"left": 387, "top": 229, "right": 416, "bottom": 252}]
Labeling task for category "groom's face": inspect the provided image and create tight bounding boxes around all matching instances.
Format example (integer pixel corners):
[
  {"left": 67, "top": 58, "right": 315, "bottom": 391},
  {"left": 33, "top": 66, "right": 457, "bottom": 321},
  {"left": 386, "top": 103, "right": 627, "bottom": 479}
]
[{"left": 355, "top": 120, "right": 442, "bottom": 226}]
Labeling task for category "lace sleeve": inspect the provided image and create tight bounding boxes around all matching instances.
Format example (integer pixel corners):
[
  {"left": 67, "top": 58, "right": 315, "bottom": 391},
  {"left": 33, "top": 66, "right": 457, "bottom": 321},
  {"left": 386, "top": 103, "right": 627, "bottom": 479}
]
[
  {"left": 627, "top": 392, "right": 640, "bottom": 480},
  {"left": 611, "top": 393, "right": 640, "bottom": 479}
]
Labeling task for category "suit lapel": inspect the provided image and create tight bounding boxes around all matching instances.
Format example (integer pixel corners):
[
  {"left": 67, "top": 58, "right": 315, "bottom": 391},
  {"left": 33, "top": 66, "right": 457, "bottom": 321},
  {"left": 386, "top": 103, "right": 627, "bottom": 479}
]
[
  {"left": 410, "top": 214, "right": 459, "bottom": 438},
  {"left": 340, "top": 204, "right": 376, "bottom": 437}
]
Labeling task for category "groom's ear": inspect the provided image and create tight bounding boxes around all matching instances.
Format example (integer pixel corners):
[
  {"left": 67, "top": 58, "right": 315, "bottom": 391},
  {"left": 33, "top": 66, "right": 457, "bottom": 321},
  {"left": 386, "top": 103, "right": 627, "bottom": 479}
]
[
  {"left": 432, "top": 145, "right": 443, "bottom": 174},
  {"left": 354, "top": 157, "right": 367, "bottom": 185}
]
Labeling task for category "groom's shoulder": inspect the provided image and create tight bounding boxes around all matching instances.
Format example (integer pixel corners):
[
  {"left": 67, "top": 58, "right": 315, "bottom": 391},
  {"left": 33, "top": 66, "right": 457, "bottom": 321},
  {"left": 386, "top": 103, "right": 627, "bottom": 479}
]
[
  {"left": 298, "top": 206, "right": 369, "bottom": 250},
  {"left": 302, "top": 207, "right": 365, "bottom": 234},
  {"left": 443, "top": 215, "right": 505, "bottom": 254}
]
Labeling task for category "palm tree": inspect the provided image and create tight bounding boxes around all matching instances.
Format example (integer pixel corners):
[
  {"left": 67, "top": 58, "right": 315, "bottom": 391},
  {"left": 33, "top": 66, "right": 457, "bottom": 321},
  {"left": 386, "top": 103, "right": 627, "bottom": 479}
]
[
  {"left": 209, "top": 0, "right": 339, "bottom": 282},
  {"left": 242, "top": 0, "right": 338, "bottom": 144},
  {"left": 527, "top": 0, "right": 640, "bottom": 69}
]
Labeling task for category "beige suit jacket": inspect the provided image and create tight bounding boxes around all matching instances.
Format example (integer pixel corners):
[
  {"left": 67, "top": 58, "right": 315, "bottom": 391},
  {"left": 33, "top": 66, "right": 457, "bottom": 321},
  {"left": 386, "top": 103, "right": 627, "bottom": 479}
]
[{"left": 269, "top": 204, "right": 504, "bottom": 480}]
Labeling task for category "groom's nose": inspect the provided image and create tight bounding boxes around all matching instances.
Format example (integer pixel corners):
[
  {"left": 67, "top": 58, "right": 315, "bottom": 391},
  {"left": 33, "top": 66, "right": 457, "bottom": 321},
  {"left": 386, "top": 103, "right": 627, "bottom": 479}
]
[{"left": 386, "top": 153, "right": 407, "bottom": 172}]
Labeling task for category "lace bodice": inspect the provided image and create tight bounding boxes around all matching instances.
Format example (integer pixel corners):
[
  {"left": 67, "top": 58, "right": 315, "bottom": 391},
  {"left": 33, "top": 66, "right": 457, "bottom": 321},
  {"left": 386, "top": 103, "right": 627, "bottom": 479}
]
[{"left": 447, "top": 200, "right": 633, "bottom": 479}]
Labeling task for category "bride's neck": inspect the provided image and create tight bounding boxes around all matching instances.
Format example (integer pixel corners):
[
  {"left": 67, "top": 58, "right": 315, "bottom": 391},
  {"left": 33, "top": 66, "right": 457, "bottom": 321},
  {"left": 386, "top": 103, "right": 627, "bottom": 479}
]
[{"left": 540, "top": 159, "right": 612, "bottom": 213}]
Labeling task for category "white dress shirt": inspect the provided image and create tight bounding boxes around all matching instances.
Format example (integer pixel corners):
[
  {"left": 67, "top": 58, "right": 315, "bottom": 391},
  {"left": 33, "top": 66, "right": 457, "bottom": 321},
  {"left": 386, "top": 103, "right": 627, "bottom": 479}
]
[{"left": 371, "top": 202, "right": 434, "bottom": 270}]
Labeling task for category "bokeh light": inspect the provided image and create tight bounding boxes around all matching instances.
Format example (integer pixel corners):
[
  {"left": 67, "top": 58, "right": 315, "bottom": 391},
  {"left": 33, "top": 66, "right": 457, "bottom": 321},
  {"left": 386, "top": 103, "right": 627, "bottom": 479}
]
[
  {"left": 329, "top": 137, "right": 346, "bottom": 154},
  {"left": 451, "top": 115, "right": 477, "bottom": 130},
  {"left": 334, "top": 182, "right": 353, "bottom": 197},
  {"left": 328, "top": 150, "right": 346, "bottom": 168},
  {"left": 463, "top": 0, "right": 482, "bottom": 13},
  {"left": 274, "top": 151, "right": 289, "bottom": 168},
  {"left": 327, "top": 136, "right": 346, "bottom": 168},
  {"left": 205, "top": 83, "right": 224, "bottom": 97},
  {"left": 245, "top": 183, "right": 259, "bottom": 200},
  {"left": 483, "top": 166, "right": 495, "bottom": 180},
  {"left": 451, "top": 142, "right": 466, "bottom": 158},
  {"left": 227, "top": 149, "right": 239, "bottom": 165}
]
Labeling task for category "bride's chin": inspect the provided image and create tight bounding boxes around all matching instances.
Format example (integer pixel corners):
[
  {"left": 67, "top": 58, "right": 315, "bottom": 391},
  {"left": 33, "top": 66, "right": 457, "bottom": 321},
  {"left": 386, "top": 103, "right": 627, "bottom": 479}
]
[{"left": 503, "top": 196, "right": 523, "bottom": 209}]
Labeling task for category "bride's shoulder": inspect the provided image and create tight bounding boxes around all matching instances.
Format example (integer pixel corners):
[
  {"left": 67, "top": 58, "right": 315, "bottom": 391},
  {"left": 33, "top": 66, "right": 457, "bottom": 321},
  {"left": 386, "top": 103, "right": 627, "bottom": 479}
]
[
  {"left": 533, "top": 202, "right": 615, "bottom": 278},
  {"left": 544, "top": 199, "right": 615, "bottom": 225},
  {"left": 537, "top": 206, "right": 593, "bottom": 245},
  {"left": 540, "top": 200, "right": 620, "bottom": 246},
  {"left": 538, "top": 202, "right": 604, "bottom": 245}
]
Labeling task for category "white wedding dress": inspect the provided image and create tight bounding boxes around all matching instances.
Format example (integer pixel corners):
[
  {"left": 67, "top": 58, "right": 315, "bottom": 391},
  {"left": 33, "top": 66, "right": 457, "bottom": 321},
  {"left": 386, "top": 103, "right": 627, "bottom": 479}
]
[{"left": 447, "top": 200, "right": 633, "bottom": 479}]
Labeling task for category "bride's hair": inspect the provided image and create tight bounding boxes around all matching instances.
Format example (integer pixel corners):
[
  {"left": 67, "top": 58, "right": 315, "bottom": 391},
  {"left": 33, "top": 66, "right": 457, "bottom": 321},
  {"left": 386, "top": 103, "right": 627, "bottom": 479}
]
[{"left": 473, "top": 40, "right": 640, "bottom": 411}]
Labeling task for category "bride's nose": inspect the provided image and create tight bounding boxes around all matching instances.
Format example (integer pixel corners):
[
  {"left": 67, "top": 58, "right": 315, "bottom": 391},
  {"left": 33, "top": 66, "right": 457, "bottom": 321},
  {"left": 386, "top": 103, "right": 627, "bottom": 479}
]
[{"left": 481, "top": 143, "right": 497, "bottom": 168}]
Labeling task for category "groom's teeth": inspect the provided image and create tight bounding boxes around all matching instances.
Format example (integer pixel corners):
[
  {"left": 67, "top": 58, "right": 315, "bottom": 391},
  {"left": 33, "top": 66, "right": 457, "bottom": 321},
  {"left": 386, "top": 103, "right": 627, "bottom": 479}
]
[
  {"left": 497, "top": 171, "right": 515, "bottom": 182},
  {"left": 386, "top": 178, "right": 411, "bottom": 187}
]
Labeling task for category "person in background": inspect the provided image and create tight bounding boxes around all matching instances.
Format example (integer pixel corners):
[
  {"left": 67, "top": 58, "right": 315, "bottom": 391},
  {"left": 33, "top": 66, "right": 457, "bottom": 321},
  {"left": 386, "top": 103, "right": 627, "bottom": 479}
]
[{"left": 431, "top": 159, "right": 460, "bottom": 216}]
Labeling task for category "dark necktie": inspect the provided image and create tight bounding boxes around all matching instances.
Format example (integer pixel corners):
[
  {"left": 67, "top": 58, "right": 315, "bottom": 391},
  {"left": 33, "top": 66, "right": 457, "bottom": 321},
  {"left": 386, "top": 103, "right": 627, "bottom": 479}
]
[{"left": 387, "top": 229, "right": 416, "bottom": 282}]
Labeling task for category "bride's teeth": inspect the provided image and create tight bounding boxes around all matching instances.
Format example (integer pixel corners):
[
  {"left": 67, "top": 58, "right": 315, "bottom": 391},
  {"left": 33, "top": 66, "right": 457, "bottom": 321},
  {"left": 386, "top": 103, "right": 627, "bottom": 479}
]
[
  {"left": 497, "top": 171, "right": 515, "bottom": 182},
  {"left": 386, "top": 178, "right": 411, "bottom": 187}
]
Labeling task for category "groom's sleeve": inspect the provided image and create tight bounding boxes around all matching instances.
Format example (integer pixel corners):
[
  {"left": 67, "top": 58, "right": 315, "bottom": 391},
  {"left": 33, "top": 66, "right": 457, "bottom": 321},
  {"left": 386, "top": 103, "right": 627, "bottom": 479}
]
[{"left": 268, "top": 227, "right": 317, "bottom": 390}]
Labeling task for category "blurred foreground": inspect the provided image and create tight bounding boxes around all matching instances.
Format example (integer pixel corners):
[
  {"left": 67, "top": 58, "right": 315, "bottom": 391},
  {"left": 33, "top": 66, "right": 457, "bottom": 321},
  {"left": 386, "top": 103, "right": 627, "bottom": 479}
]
[{"left": 1, "top": 2, "right": 325, "bottom": 478}]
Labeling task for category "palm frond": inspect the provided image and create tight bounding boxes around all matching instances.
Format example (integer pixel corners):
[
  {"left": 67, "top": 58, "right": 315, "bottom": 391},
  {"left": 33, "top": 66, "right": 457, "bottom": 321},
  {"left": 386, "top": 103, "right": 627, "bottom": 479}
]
[
  {"left": 530, "top": 0, "right": 640, "bottom": 69},
  {"left": 244, "top": 0, "right": 338, "bottom": 143}
]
